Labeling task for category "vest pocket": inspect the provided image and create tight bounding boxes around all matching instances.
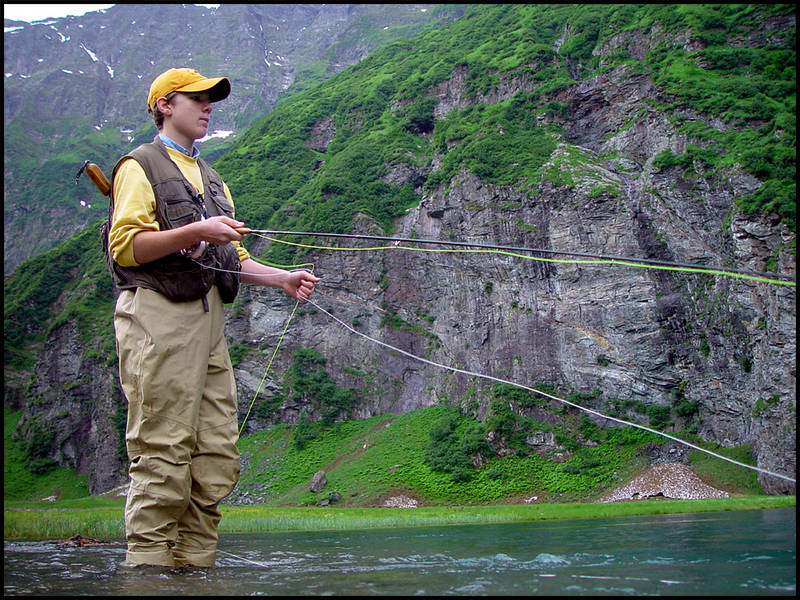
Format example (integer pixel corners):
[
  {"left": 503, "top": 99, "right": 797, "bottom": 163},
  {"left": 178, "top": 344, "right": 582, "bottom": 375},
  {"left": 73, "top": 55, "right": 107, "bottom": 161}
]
[
  {"left": 155, "top": 178, "right": 204, "bottom": 228},
  {"left": 208, "top": 244, "right": 241, "bottom": 303},
  {"left": 140, "top": 254, "right": 215, "bottom": 302},
  {"left": 161, "top": 196, "right": 202, "bottom": 228}
]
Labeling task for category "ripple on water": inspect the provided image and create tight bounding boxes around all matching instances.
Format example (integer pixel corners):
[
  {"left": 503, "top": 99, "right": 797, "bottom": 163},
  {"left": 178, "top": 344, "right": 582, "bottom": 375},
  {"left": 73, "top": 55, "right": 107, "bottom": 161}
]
[
  {"left": 533, "top": 552, "right": 571, "bottom": 566},
  {"left": 451, "top": 577, "right": 493, "bottom": 594},
  {"left": 573, "top": 551, "right": 616, "bottom": 563}
]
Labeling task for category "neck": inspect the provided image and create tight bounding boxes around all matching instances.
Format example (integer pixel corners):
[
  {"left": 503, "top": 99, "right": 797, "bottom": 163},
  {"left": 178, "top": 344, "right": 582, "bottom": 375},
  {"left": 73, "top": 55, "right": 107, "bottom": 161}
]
[
  {"left": 159, "top": 125, "right": 194, "bottom": 154},
  {"left": 159, "top": 132, "right": 197, "bottom": 158}
]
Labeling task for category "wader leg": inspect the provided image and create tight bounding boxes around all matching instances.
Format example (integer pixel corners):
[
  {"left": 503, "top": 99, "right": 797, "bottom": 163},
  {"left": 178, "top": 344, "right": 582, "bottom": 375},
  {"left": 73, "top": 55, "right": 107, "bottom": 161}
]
[
  {"left": 115, "top": 288, "right": 214, "bottom": 567},
  {"left": 174, "top": 302, "right": 240, "bottom": 567}
]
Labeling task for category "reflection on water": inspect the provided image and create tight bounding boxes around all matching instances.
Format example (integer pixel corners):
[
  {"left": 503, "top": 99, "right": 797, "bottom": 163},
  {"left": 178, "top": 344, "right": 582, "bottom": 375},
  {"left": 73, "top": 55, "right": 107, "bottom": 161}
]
[{"left": 4, "top": 508, "right": 795, "bottom": 596}]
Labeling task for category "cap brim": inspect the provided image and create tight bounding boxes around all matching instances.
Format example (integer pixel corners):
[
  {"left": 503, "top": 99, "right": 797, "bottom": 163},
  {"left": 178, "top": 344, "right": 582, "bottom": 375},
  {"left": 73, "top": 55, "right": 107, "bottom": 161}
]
[{"left": 176, "top": 77, "right": 231, "bottom": 103}]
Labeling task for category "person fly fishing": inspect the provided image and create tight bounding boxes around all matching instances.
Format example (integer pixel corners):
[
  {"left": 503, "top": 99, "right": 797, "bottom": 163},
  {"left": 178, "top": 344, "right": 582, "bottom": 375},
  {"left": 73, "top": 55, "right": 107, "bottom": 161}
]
[{"left": 106, "top": 67, "right": 319, "bottom": 568}]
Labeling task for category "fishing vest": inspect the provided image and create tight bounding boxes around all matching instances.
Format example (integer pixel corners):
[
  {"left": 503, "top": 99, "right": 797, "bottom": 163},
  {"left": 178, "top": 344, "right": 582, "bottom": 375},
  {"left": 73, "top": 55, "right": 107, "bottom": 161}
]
[{"left": 103, "top": 136, "right": 240, "bottom": 305}]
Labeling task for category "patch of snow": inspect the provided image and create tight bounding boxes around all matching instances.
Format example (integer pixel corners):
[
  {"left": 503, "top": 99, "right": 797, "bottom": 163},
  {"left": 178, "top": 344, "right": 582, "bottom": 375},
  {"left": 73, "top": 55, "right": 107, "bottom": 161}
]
[
  {"left": 80, "top": 44, "right": 98, "bottom": 62},
  {"left": 200, "top": 130, "right": 234, "bottom": 142}
]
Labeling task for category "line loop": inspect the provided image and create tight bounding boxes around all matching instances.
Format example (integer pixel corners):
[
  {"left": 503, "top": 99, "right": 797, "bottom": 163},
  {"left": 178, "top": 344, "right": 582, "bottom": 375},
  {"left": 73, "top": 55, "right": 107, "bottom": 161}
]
[{"left": 247, "top": 229, "right": 795, "bottom": 286}]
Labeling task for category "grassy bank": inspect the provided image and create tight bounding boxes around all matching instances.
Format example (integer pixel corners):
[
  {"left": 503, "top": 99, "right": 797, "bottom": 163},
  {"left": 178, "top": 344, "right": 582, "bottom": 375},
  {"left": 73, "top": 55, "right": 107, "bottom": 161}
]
[
  {"left": 4, "top": 495, "right": 795, "bottom": 541},
  {"left": 6, "top": 405, "right": 793, "bottom": 543},
  {"left": 231, "top": 406, "right": 767, "bottom": 508}
]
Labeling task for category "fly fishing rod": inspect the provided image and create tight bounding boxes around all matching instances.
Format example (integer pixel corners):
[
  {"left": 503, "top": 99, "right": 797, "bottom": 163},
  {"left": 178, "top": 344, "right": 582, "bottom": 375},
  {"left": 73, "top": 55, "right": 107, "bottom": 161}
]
[
  {"left": 73, "top": 163, "right": 793, "bottom": 285},
  {"left": 242, "top": 228, "right": 796, "bottom": 284},
  {"left": 75, "top": 160, "right": 253, "bottom": 238}
]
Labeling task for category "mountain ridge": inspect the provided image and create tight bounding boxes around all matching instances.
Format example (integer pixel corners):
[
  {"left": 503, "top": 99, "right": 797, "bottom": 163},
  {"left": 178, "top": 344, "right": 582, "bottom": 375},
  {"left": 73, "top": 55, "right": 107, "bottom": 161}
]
[{"left": 3, "top": 3, "right": 466, "bottom": 273}]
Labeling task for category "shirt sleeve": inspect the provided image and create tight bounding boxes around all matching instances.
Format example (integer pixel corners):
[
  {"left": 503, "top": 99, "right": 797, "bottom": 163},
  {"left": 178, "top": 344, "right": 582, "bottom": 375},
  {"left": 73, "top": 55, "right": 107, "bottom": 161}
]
[
  {"left": 108, "top": 154, "right": 251, "bottom": 266},
  {"left": 108, "top": 158, "right": 160, "bottom": 268},
  {"left": 224, "top": 181, "right": 251, "bottom": 262}
]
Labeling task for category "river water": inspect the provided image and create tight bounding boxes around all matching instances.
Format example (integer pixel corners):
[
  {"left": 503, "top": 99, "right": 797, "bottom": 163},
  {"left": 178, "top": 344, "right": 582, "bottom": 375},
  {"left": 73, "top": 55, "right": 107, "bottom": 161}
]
[{"left": 4, "top": 508, "right": 795, "bottom": 596}]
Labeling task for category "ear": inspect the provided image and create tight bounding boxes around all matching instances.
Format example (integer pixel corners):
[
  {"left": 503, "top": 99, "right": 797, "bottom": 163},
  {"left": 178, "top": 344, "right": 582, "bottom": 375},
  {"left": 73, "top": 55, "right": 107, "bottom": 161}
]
[{"left": 155, "top": 96, "right": 173, "bottom": 114}]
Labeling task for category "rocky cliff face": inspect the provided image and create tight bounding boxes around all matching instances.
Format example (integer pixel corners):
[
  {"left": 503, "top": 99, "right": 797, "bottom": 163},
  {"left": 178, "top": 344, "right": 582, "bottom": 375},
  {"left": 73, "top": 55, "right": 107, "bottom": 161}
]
[
  {"left": 229, "top": 30, "right": 795, "bottom": 495},
  {"left": 18, "top": 321, "right": 125, "bottom": 493}
]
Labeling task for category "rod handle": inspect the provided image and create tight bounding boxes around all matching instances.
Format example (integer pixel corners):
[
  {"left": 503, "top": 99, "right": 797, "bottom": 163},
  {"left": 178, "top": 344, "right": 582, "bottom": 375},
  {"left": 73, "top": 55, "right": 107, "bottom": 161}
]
[{"left": 86, "top": 163, "right": 111, "bottom": 196}]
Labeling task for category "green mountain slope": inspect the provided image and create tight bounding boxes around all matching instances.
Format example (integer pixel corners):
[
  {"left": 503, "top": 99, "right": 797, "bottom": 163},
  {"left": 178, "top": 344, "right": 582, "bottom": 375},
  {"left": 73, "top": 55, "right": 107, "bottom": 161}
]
[{"left": 217, "top": 3, "right": 794, "bottom": 268}]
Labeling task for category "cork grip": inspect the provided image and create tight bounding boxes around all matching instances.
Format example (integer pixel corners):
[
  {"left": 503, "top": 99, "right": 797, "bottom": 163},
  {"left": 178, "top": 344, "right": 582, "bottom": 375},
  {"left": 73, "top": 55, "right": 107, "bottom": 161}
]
[{"left": 85, "top": 163, "right": 111, "bottom": 196}]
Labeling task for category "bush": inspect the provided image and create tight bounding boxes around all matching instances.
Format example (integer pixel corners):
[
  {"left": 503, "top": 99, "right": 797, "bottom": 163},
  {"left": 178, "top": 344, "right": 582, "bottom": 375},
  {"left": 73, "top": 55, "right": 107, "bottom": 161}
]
[
  {"left": 491, "top": 381, "right": 547, "bottom": 409},
  {"left": 402, "top": 97, "right": 438, "bottom": 134},
  {"left": 291, "top": 411, "right": 325, "bottom": 450},
  {"left": 13, "top": 415, "right": 58, "bottom": 475},
  {"left": 646, "top": 404, "right": 672, "bottom": 430},
  {"left": 424, "top": 411, "right": 492, "bottom": 482},
  {"left": 255, "top": 391, "right": 284, "bottom": 421},
  {"left": 484, "top": 398, "right": 539, "bottom": 455},
  {"left": 284, "top": 348, "right": 360, "bottom": 424}
]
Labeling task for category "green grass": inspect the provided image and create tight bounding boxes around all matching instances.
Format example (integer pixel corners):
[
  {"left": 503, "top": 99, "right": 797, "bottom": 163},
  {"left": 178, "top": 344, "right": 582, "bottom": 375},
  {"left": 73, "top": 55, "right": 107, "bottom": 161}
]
[
  {"left": 219, "top": 496, "right": 795, "bottom": 533},
  {"left": 4, "top": 508, "right": 125, "bottom": 540},
  {"left": 4, "top": 496, "right": 794, "bottom": 540},
  {"left": 689, "top": 442, "right": 763, "bottom": 494},
  {"left": 4, "top": 409, "right": 90, "bottom": 502},
  {"left": 5, "top": 404, "right": 793, "bottom": 541}
]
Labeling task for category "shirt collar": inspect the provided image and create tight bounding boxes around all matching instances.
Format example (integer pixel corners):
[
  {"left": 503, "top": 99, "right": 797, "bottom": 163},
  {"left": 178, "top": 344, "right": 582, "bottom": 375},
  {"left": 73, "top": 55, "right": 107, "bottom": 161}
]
[{"left": 159, "top": 133, "right": 199, "bottom": 158}]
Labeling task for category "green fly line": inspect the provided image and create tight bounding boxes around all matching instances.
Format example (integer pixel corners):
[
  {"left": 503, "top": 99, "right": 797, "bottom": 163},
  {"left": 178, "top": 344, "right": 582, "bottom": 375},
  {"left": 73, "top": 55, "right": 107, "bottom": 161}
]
[
  {"left": 248, "top": 231, "right": 795, "bottom": 287},
  {"left": 235, "top": 259, "right": 314, "bottom": 437}
]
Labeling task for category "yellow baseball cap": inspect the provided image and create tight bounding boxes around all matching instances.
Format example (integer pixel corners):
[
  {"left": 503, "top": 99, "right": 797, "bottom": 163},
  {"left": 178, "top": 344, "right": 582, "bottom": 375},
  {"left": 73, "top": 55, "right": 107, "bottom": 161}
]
[{"left": 147, "top": 68, "right": 231, "bottom": 110}]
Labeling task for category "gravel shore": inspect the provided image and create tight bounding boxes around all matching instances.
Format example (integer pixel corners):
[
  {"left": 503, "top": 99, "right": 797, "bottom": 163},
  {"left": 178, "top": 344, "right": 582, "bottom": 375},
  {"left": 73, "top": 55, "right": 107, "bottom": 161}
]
[{"left": 600, "top": 463, "right": 729, "bottom": 502}]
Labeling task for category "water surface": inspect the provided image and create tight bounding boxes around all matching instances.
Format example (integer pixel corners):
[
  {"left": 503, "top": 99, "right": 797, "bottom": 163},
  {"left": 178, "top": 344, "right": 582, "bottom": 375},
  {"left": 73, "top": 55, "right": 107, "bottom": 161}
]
[{"left": 4, "top": 507, "right": 795, "bottom": 595}]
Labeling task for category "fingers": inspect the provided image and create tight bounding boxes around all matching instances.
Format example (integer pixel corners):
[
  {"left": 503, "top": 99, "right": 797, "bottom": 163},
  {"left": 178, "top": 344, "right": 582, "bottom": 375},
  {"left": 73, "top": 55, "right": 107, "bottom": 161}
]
[
  {"left": 202, "top": 216, "right": 246, "bottom": 243},
  {"left": 220, "top": 217, "right": 246, "bottom": 241},
  {"left": 293, "top": 271, "right": 319, "bottom": 301},
  {"left": 296, "top": 281, "right": 315, "bottom": 301}
]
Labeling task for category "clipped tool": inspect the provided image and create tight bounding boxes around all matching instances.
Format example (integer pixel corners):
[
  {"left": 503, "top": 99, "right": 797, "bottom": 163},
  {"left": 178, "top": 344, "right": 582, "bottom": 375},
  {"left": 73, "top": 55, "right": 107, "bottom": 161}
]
[{"left": 75, "top": 160, "right": 111, "bottom": 196}]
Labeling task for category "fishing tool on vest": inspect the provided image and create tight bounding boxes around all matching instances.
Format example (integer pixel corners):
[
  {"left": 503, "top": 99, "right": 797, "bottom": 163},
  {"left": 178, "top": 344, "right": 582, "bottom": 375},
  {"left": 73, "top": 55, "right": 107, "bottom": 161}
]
[{"left": 75, "top": 160, "right": 111, "bottom": 196}]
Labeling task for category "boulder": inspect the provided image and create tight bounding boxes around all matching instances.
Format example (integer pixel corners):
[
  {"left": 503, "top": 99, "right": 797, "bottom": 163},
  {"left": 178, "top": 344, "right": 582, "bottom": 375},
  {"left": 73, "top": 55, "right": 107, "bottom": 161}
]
[{"left": 310, "top": 470, "right": 327, "bottom": 493}]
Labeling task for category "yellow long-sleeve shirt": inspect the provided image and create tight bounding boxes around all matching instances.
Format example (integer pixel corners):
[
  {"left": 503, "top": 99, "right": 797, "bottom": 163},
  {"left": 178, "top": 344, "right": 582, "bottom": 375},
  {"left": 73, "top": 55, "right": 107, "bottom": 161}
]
[{"left": 108, "top": 146, "right": 250, "bottom": 267}]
